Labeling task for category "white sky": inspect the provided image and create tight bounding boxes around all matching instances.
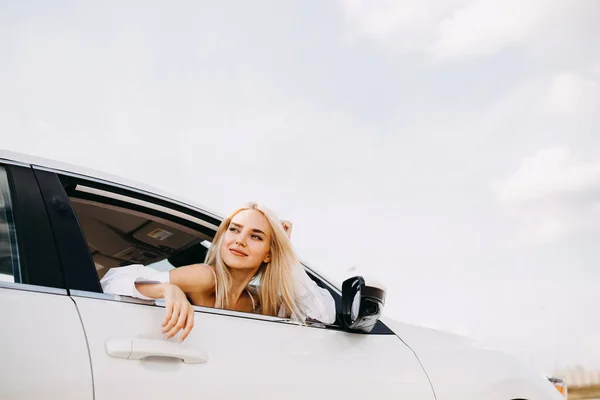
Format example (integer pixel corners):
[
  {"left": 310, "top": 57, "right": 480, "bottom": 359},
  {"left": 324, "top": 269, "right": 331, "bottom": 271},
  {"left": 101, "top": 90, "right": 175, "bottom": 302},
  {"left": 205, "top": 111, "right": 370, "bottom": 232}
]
[{"left": 1, "top": 0, "right": 599, "bottom": 376}]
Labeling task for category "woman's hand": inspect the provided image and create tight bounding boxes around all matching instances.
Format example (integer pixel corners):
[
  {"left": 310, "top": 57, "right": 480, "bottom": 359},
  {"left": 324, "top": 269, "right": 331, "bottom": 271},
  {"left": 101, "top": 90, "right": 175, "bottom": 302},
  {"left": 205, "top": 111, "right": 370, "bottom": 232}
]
[
  {"left": 161, "top": 283, "right": 195, "bottom": 342},
  {"left": 282, "top": 220, "right": 293, "bottom": 238}
]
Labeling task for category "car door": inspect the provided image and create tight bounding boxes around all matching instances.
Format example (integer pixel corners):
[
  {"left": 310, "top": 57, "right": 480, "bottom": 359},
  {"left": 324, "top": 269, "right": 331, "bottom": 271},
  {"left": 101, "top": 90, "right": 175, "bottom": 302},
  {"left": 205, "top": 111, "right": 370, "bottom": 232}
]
[
  {"left": 38, "top": 166, "right": 435, "bottom": 400},
  {"left": 0, "top": 161, "right": 93, "bottom": 400}
]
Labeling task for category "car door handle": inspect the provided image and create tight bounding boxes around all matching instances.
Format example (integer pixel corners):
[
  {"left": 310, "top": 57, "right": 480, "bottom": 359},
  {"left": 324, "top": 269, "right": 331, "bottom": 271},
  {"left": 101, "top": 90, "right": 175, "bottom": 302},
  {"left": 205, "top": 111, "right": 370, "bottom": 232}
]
[{"left": 105, "top": 338, "right": 209, "bottom": 364}]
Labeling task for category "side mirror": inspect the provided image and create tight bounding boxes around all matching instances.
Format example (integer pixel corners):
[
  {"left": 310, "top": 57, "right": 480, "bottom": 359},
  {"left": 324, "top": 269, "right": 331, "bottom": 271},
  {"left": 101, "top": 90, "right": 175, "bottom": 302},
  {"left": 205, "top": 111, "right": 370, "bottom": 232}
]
[{"left": 341, "top": 276, "right": 386, "bottom": 333}]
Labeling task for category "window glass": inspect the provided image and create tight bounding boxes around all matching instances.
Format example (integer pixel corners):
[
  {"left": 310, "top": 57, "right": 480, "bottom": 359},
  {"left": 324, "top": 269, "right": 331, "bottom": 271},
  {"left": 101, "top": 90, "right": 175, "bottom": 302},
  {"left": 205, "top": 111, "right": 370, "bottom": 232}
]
[{"left": 0, "top": 166, "right": 20, "bottom": 283}]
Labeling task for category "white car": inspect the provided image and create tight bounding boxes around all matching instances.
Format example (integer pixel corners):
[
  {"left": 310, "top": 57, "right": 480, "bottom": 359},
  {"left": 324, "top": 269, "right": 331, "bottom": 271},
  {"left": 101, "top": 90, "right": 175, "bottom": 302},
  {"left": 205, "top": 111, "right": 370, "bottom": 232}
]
[{"left": 0, "top": 150, "right": 564, "bottom": 400}]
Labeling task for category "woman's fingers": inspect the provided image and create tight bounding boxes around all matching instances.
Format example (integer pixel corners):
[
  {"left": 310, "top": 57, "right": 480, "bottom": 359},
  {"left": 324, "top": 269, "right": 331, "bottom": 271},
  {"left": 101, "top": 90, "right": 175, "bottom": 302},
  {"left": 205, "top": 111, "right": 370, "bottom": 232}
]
[
  {"left": 282, "top": 220, "right": 292, "bottom": 238},
  {"left": 159, "top": 285, "right": 195, "bottom": 342},
  {"left": 178, "top": 306, "right": 195, "bottom": 342},
  {"left": 162, "top": 302, "right": 173, "bottom": 327},
  {"left": 166, "top": 303, "right": 189, "bottom": 339},
  {"left": 163, "top": 303, "right": 181, "bottom": 336}
]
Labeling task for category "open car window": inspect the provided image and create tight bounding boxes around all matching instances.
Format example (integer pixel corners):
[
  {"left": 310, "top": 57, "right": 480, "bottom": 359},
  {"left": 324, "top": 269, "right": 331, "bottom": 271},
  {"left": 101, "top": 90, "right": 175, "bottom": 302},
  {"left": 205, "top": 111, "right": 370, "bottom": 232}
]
[{"left": 59, "top": 175, "right": 342, "bottom": 326}]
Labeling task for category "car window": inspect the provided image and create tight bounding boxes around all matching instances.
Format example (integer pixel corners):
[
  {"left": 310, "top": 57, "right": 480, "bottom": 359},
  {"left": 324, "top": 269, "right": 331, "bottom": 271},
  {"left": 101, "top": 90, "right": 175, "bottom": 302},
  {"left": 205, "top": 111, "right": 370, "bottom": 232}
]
[
  {"left": 60, "top": 178, "right": 342, "bottom": 326},
  {"left": 0, "top": 166, "right": 21, "bottom": 283}
]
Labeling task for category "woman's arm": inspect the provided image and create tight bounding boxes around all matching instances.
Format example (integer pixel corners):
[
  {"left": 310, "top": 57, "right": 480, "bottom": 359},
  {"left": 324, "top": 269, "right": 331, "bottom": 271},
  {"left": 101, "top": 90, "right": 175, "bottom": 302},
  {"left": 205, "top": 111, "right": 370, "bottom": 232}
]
[
  {"left": 101, "top": 263, "right": 215, "bottom": 299},
  {"left": 100, "top": 263, "right": 214, "bottom": 342},
  {"left": 101, "top": 264, "right": 170, "bottom": 300},
  {"left": 134, "top": 282, "right": 195, "bottom": 342}
]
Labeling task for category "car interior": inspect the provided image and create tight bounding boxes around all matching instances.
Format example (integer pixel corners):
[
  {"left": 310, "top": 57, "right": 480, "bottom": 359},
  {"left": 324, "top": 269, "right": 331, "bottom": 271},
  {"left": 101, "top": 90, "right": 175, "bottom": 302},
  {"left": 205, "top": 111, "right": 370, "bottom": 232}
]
[{"left": 69, "top": 196, "right": 213, "bottom": 280}]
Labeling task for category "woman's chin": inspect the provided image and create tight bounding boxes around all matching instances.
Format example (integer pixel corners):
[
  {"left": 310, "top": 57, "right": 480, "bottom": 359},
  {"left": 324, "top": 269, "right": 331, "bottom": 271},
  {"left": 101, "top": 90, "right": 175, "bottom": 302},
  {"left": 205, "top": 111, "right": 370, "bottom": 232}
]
[{"left": 222, "top": 257, "right": 253, "bottom": 271}]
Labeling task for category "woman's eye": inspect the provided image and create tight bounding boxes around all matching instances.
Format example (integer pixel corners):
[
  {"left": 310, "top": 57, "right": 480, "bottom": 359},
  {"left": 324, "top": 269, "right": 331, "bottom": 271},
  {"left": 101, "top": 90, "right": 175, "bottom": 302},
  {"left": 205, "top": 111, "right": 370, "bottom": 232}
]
[
  {"left": 228, "top": 227, "right": 238, "bottom": 232},
  {"left": 251, "top": 235, "right": 263, "bottom": 241}
]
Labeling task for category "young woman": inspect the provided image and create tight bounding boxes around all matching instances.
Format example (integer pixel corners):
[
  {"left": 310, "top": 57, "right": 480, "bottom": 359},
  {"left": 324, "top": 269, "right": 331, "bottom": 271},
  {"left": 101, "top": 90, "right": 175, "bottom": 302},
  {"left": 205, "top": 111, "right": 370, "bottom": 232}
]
[{"left": 101, "top": 202, "right": 336, "bottom": 342}]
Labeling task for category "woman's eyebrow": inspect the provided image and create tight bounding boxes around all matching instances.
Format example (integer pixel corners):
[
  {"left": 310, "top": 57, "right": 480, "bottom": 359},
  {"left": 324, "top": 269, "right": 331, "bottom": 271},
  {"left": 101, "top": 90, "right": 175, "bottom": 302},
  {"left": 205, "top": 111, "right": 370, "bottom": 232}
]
[{"left": 231, "top": 222, "right": 266, "bottom": 236}]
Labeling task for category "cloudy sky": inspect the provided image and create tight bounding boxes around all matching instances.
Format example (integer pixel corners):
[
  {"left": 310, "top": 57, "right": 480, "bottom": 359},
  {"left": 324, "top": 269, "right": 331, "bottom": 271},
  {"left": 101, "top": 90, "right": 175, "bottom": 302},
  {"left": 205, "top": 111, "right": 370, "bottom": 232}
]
[{"left": 2, "top": 0, "right": 599, "bottom": 375}]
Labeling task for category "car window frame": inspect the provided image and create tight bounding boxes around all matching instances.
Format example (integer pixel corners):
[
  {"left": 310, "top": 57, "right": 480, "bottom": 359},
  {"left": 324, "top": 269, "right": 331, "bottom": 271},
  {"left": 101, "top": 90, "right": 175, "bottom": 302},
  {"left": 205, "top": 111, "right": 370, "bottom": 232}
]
[
  {"left": 33, "top": 168, "right": 102, "bottom": 293},
  {"left": 0, "top": 160, "right": 67, "bottom": 295},
  {"left": 36, "top": 166, "right": 393, "bottom": 334}
]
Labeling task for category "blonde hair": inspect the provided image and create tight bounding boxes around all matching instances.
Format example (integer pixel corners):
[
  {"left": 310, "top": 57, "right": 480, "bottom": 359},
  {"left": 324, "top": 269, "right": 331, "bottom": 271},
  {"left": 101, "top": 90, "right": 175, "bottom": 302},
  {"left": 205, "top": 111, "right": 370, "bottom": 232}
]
[{"left": 204, "top": 202, "right": 302, "bottom": 319}]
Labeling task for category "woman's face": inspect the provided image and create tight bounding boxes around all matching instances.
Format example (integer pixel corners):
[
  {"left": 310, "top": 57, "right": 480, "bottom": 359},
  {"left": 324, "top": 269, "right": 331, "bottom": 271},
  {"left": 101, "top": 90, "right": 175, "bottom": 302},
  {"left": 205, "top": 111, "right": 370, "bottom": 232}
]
[{"left": 221, "top": 209, "right": 272, "bottom": 271}]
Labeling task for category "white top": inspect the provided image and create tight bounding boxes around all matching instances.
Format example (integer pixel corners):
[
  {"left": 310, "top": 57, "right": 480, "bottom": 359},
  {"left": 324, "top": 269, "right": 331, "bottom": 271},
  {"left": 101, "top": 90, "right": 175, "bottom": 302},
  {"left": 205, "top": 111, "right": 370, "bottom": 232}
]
[{"left": 100, "top": 264, "right": 337, "bottom": 324}]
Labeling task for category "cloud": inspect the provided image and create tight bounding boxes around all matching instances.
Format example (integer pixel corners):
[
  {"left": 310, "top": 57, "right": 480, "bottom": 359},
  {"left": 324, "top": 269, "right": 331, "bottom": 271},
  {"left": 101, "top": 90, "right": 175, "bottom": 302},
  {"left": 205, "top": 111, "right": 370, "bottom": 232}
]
[
  {"left": 337, "top": 0, "right": 600, "bottom": 59},
  {"left": 494, "top": 148, "right": 600, "bottom": 244},
  {"left": 593, "top": 61, "right": 600, "bottom": 77},
  {"left": 541, "top": 72, "right": 600, "bottom": 117},
  {"left": 432, "top": 0, "right": 544, "bottom": 57},
  {"left": 431, "top": 0, "right": 598, "bottom": 58},
  {"left": 496, "top": 148, "right": 600, "bottom": 205},
  {"left": 337, "top": 0, "right": 462, "bottom": 53}
]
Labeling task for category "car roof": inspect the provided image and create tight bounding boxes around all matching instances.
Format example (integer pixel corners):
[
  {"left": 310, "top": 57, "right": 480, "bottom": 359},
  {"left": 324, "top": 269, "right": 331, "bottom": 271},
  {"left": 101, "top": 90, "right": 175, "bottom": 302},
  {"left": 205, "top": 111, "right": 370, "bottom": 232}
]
[{"left": 0, "top": 148, "right": 224, "bottom": 220}]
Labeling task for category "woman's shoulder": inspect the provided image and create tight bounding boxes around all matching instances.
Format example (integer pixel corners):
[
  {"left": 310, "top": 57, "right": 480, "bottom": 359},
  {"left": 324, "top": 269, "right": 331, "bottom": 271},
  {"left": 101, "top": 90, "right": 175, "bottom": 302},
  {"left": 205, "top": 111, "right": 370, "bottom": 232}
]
[{"left": 169, "top": 263, "right": 216, "bottom": 292}]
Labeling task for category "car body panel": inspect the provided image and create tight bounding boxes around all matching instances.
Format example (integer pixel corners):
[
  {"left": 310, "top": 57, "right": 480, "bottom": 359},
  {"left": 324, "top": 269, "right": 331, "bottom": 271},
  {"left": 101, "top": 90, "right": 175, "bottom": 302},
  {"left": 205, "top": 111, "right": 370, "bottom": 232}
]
[
  {"left": 0, "top": 285, "right": 93, "bottom": 400},
  {"left": 382, "top": 317, "right": 565, "bottom": 400},
  {"left": 74, "top": 295, "right": 435, "bottom": 400}
]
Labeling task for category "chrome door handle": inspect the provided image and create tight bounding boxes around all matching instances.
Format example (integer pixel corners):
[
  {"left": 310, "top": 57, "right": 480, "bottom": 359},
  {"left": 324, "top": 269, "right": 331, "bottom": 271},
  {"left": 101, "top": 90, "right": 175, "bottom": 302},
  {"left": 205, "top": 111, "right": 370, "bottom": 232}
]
[{"left": 105, "top": 338, "right": 208, "bottom": 364}]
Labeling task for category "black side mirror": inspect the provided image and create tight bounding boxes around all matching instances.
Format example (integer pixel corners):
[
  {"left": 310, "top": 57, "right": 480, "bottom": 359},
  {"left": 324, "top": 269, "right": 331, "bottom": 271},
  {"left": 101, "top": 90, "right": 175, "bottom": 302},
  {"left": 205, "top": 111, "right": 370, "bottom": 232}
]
[{"left": 341, "top": 276, "right": 386, "bottom": 333}]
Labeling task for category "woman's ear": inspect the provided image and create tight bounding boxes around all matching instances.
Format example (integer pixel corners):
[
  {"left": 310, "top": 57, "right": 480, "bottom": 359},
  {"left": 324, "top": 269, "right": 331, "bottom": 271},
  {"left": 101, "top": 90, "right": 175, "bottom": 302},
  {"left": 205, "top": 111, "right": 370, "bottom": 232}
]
[{"left": 263, "top": 253, "right": 271, "bottom": 263}]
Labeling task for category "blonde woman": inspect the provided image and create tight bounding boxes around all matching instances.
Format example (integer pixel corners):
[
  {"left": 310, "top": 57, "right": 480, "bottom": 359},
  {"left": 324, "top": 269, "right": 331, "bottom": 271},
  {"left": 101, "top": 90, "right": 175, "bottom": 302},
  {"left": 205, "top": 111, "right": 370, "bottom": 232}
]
[{"left": 101, "top": 202, "right": 337, "bottom": 342}]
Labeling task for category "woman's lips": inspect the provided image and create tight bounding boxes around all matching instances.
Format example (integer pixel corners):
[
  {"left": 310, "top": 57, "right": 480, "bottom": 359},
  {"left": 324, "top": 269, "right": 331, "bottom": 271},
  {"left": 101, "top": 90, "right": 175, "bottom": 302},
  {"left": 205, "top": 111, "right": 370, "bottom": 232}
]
[{"left": 229, "top": 248, "right": 247, "bottom": 257}]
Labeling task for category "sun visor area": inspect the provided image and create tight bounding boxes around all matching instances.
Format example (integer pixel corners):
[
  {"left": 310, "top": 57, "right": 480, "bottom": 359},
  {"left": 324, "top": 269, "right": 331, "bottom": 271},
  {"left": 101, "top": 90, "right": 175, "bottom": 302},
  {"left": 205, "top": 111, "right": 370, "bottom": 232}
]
[{"left": 132, "top": 221, "right": 198, "bottom": 252}]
